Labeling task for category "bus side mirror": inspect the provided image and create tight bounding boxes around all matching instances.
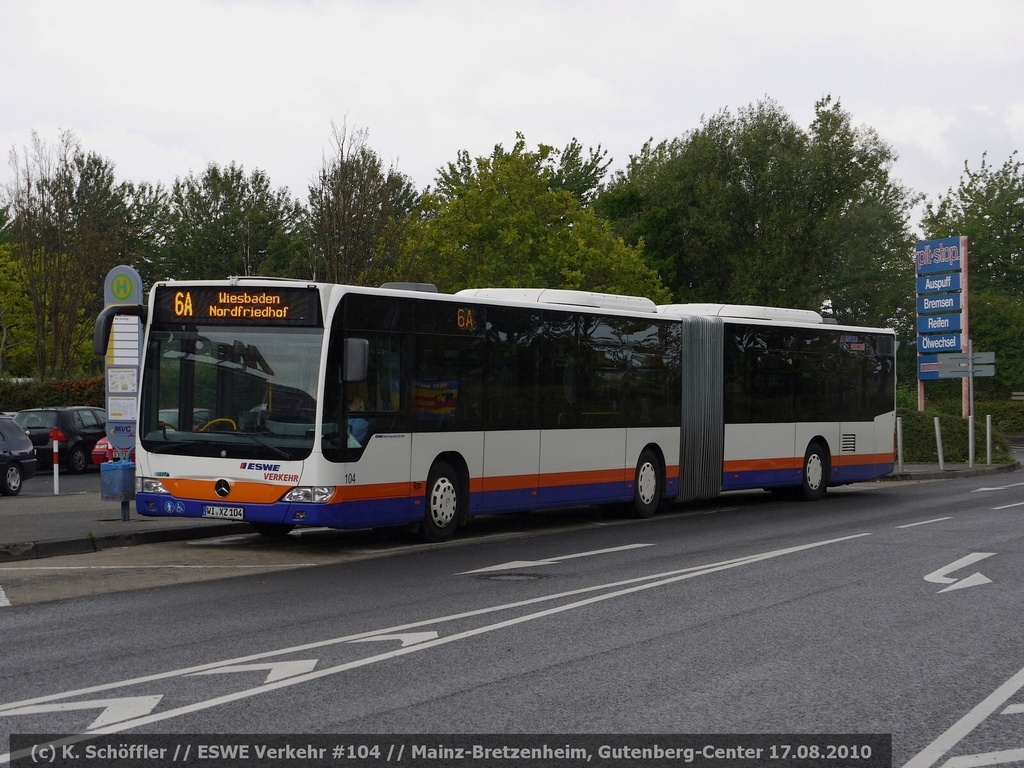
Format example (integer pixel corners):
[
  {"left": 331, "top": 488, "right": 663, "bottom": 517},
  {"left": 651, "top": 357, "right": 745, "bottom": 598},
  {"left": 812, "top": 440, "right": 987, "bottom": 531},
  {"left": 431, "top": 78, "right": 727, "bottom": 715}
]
[{"left": 343, "top": 338, "right": 369, "bottom": 382}]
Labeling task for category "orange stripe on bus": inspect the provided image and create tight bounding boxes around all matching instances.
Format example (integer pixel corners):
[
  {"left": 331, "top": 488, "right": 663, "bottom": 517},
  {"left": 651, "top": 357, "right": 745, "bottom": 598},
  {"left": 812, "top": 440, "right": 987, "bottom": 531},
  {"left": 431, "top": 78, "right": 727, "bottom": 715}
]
[
  {"left": 165, "top": 463, "right": 684, "bottom": 505},
  {"left": 335, "top": 482, "right": 416, "bottom": 502},
  {"left": 724, "top": 453, "right": 894, "bottom": 475},
  {"left": 162, "top": 479, "right": 287, "bottom": 504},
  {"left": 833, "top": 452, "right": 894, "bottom": 467},
  {"left": 723, "top": 457, "right": 802, "bottom": 474}
]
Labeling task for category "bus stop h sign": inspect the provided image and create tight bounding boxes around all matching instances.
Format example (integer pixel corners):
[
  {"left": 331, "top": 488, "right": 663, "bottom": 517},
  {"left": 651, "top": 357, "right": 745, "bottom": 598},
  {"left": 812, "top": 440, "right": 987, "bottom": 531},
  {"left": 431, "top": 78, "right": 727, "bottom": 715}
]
[{"left": 102, "top": 265, "right": 143, "bottom": 458}]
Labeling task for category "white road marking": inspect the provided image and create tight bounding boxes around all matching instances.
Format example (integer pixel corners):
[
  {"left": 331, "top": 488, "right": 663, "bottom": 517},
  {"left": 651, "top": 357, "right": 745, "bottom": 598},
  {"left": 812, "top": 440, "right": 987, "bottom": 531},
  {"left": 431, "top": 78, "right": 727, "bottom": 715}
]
[
  {"left": 0, "top": 532, "right": 871, "bottom": 764},
  {"left": 188, "top": 661, "right": 318, "bottom": 684},
  {"left": 349, "top": 632, "right": 439, "bottom": 647},
  {"left": 943, "top": 747, "right": 1024, "bottom": 767},
  {"left": 457, "top": 543, "right": 655, "bottom": 573},
  {"left": 903, "top": 665, "right": 1024, "bottom": 768},
  {"left": 897, "top": 517, "right": 952, "bottom": 528},
  {"left": 923, "top": 553, "right": 995, "bottom": 592},
  {"left": 0, "top": 696, "right": 163, "bottom": 731},
  {"left": 0, "top": 586, "right": 10, "bottom": 608},
  {"left": 972, "top": 481, "right": 1024, "bottom": 492},
  {"left": 993, "top": 501, "right": 1024, "bottom": 510}
]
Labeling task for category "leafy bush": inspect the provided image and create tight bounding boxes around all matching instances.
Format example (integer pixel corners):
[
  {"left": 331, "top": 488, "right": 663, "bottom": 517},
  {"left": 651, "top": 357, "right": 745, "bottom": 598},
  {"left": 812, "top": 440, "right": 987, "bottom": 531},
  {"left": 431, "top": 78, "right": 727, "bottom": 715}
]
[
  {"left": 0, "top": 376, "right": 105, "bottom": 412},
  {"left": 898, "top": 406, "right": 1015, "bottom": 463}
]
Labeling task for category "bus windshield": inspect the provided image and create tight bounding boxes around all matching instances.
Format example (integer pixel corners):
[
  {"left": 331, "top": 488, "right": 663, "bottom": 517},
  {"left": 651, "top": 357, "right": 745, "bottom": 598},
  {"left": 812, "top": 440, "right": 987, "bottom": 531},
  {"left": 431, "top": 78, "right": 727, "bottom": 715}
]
[{"left": 139, "top": 324, "right": 323, "bottom": 460}]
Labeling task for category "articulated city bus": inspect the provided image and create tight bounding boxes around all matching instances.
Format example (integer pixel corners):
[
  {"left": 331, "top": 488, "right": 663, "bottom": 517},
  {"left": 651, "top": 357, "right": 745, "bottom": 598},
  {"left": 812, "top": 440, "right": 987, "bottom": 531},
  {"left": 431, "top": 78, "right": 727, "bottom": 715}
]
[{"left": 94, "top": 278, "right": 895, "bottom": 541}]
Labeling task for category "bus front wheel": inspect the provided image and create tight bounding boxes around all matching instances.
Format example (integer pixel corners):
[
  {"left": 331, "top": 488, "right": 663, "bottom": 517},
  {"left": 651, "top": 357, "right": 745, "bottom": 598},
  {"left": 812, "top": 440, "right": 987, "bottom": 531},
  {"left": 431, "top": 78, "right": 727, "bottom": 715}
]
[
  {"left": 631, "top": 449, "right": 663, "bottom": 518},
  {"left": 421, "top": 461, "right": 462, "bottom": 543},
  {"left": 800, "top": 441, "right": 829, "bottom": 501}
]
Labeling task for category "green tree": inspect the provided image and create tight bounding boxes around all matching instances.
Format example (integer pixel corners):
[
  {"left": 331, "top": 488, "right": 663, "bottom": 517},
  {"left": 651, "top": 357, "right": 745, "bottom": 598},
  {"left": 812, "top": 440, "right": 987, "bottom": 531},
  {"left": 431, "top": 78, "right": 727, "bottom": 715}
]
[
  {"left": 437, "top": 135, "right": 611, "bottom": 208},
  {"left": 922, "top": 152, "right": 1024, "bottom": 295},
  {"left": 303, "top": 123, "right": 419, "bottom": 285},
  {"left": 402, "top": 135, "right": 669, "bottom": 300},
  {"left": 0, "top": 244, "right": 35, "bottom": 376},
  {"left": 922, "top": 152, "right": 1024, "bottom": 395},
  {"left": 2, "top": 130, "right": 147, "bottom": 378},
  {"left": 597, "top": 97, "right": 918, "bottom": 329},
  {"left": 155, "top": 162, "right": 303, "bottom": 281}
]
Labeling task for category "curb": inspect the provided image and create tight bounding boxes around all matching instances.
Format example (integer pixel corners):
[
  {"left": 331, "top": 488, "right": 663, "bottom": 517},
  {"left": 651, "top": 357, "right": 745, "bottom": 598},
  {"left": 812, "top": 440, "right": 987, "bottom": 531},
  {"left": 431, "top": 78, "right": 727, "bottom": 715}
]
[
  {"left": 0, "top": 522, "right": 250, "bottom": 563},
  {"left": 887, "top": 461, "right": 1020, "bottom": 482}
]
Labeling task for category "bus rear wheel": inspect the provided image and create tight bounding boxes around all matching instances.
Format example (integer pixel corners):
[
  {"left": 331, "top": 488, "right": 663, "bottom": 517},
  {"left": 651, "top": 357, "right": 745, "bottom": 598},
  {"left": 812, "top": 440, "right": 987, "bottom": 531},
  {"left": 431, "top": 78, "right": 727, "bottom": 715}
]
[
  {"left": 631, "top": 449, "right": 662, "bottom": 518},
  {"left": 421, "top": 461, "right": 462, "bottom": 543},
  {"left": 800, "top": 441, "right": 829, "bottom": 501}
]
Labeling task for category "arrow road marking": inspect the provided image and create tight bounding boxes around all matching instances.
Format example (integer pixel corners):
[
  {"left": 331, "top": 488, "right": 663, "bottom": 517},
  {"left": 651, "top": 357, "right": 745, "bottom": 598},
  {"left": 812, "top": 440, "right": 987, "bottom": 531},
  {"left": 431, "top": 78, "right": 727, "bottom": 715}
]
[
  {"left": 973, "top": 481, "right": 1024, "bottom": 492},
  {"left": 457, "top": 543, "right": 655, "bottom": 574},
  {"left": 0, "top": 696, "right": 162, "bottom": 730},
  {"left": 349, "top": 632, "right": 439, "bottom": 647},
  {"left": 188, "top": 660, "right": 318, "bottom": 684},
  {"left": 923, "top": 552, "right": 995, "bottom": 592}
]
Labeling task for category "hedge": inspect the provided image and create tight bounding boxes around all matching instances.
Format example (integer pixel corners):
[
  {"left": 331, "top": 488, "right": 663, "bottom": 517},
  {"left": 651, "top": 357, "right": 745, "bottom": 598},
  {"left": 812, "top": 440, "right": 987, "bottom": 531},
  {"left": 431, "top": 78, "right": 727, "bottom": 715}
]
[{"left": 0, "top": 376, "right": 106, "bottom": 412}]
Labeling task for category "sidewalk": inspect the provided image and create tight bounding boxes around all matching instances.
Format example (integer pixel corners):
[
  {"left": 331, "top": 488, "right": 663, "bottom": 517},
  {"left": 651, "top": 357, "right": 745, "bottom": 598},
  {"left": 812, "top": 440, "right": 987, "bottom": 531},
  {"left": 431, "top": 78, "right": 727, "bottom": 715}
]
[
  {"left": 0, "top": 460, "right": 1019, "bottom": 563},
  {"left": 0, "top": 491, "right": 248, "bottom": 563}
]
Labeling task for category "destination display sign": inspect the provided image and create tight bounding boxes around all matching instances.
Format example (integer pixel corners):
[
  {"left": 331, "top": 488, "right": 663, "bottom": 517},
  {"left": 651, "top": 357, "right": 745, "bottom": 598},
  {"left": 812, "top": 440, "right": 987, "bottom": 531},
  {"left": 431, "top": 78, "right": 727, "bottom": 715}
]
[{"left": 153, "top": 286, "right": 322, "bottom": 327}]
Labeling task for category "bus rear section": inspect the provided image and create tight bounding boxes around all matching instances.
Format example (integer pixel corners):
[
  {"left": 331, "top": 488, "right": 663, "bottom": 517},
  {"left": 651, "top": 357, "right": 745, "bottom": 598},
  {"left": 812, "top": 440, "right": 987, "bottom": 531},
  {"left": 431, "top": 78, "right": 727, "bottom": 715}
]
[{"left": 663, "top": 304, "right": 896, "bottom": 502}]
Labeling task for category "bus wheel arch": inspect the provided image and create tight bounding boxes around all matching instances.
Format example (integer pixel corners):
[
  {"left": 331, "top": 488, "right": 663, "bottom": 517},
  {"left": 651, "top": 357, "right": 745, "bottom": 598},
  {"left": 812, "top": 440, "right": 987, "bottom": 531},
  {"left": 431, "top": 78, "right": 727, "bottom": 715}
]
[
  {"left": 421, "top": 454, "right": 468, "bottom": 543},
  {"left": 800, "top": 439, "right": 830, "bottom": 501},
  {"left": 631, "top": 445, "right": 665, "bottom": 518}
]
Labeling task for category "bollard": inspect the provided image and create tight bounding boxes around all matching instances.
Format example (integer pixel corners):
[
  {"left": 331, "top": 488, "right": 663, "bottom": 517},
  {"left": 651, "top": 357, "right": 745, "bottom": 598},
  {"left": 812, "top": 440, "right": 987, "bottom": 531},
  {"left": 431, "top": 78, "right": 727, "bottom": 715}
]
[
  {"left": 896, "top": 417, "right": 904, "bottom": 474},
  {"left": 968, "top": 415, "right": 975, "bottom": 469},
  {"left": 986, "top": 414, "right": 992, "bottom": 465},
  {"left": 52, "top": 439, "right": 59, "bottom": 495},
  {"left": 934, "top": 416, "right": 945, "bottom": 471}
]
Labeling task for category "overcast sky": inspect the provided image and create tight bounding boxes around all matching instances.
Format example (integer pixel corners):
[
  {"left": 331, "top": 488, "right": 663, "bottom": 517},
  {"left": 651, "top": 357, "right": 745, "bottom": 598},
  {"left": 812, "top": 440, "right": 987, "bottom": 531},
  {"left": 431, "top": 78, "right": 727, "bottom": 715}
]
[{"left": 2, "top": 0, "right": 1022, "bottom": 232}]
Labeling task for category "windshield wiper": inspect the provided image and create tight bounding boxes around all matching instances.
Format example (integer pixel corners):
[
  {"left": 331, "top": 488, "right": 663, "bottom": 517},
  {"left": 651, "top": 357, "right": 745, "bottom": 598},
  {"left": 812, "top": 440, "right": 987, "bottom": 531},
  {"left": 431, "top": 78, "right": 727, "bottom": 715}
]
[
  {"left": 145, "top": 432, "right": 293, "bottom": 459},
  {"left": 227, "top": 432, "right": 293, "bottom": 459}
]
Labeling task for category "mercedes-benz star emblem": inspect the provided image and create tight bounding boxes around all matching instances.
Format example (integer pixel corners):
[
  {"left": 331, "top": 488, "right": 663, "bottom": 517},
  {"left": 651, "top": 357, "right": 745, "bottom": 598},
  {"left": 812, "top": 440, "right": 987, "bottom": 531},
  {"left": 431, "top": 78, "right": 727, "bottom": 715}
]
[{"left": 214, "top": 479, "right": 231, "bottom": 498}]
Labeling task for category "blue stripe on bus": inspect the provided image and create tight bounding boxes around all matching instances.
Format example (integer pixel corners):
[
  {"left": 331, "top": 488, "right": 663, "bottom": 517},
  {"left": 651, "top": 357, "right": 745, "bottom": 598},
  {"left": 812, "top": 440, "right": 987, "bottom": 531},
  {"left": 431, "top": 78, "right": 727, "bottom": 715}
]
[
  {"left": 722, "top": 462, "right": 893, "bottom": 491},
  {"left": 137, "top": 472, "right": 682, "bottom": 530}
]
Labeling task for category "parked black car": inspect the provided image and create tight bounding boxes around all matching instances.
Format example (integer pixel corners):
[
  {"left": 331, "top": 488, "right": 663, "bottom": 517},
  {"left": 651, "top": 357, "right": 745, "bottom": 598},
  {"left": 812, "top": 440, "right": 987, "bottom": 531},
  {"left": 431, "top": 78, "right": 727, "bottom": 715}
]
[
  {"left": 0, "top": 414, "right": 37, "bottom": 494},
  {"left": 13, "top": 406, "right": 107, "bottom": 474}
]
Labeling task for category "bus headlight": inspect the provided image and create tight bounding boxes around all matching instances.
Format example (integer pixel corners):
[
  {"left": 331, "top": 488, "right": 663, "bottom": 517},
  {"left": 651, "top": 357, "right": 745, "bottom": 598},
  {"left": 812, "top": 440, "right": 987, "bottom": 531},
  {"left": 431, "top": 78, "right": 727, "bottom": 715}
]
[
  {"left": 282, "top": 486, "right": 335, "bottom": 503},
  {"left": 136, "top": 476, "right": 169, "bottom": 494}
]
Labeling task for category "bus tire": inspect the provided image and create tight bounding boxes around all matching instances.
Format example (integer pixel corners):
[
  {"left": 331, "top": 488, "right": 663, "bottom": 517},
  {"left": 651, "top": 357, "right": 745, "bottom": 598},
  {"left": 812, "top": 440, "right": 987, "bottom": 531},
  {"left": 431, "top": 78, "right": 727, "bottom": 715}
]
[
  {"left": 421, "top": 461, "right": 462, "bottom": 542},
  {"left": 799, "top": 441, "right": 829, "bottom": 501},
  {"left": 631, "top": 448, "right": 663, "bottom": 518},
  {"left": 250, "top": 523, "right": 295, "bottom": 537}
]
